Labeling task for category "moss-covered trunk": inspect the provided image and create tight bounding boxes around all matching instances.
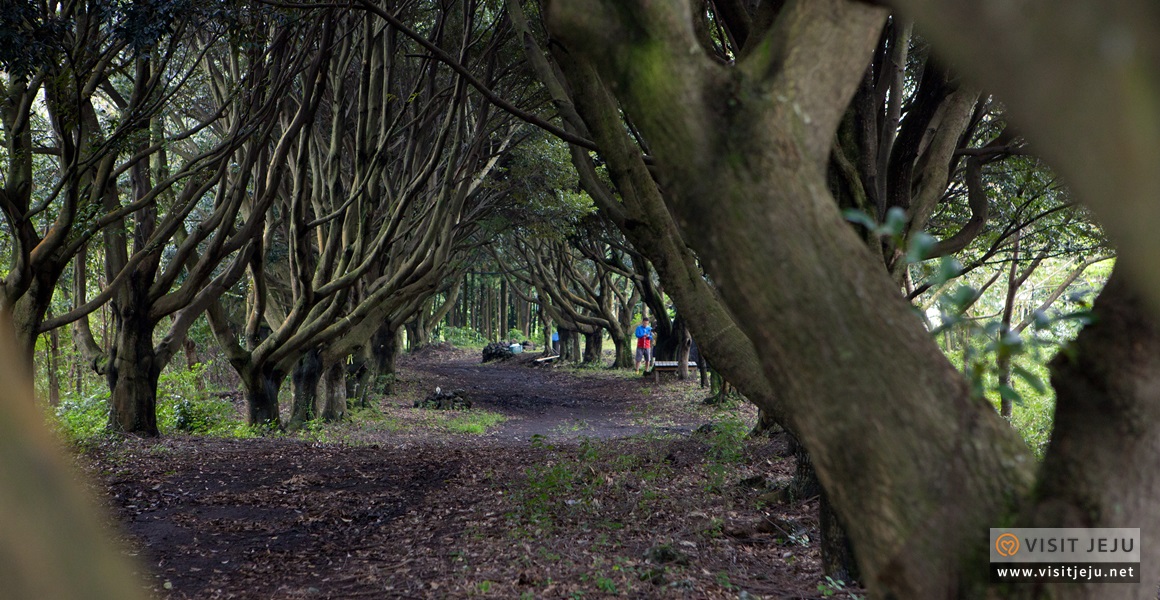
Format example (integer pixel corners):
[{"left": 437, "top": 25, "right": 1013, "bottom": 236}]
[
  {"left": 610, "top": 331, "right": 633, "bottom": 369},
  {"left": 346, "top": 345, "right": 371, "bottom": 409},
  {"left": 558, "top": 328, "right": 580, "bottom": 363},
  {"left": 7, "top": 272, "right": 59, "bottom": 369},
  {"left": 106, "top": 303, "right": 161, "bottom": 437}
]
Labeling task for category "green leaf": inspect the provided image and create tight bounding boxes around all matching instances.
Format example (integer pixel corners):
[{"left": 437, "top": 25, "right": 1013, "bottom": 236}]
[
  {"left": 1056, "top": 310, "right": 1095, "bottom": 326},
  {"left": 879, "top": 206, "right": 908, "bottom": 237},
  {"left": 999, "top": 330, "right": 1024, "bottom": 351},
  {"left": 946, "top": 285, "right": 977, "bottom": 311},
  {"left": 1012, "top": 365, "right": 1048, "bottom": 395},
  {"left": 905, "top": 231, "right": 937, "bottom": 264},
  {"left": 935, "top": 256, "right": 963, "bottom": 284},
  {"left": 842, "top": 208, "right": 877, "bottom": 230},
  {"left": 998, "top": 384, "right": 1023, "bottom": 405}
]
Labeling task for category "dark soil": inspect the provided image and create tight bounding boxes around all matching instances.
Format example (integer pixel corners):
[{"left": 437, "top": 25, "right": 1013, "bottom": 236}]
[{"left": 79, "top": 348, "right": 859, "bottom": 599}]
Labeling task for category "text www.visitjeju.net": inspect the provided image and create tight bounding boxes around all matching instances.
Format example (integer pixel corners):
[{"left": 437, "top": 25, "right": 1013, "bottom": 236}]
[{"left": 992, "top": 564, "right": 1138, "bottom": 583}]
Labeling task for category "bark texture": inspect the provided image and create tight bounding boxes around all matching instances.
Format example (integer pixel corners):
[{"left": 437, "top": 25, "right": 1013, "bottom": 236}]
[
  {"left": 548, "top": 1, "right": 1036, "bottom": 596},
  {"left": 1028, "top": 267, "right": 1160, "bottom": 598}
]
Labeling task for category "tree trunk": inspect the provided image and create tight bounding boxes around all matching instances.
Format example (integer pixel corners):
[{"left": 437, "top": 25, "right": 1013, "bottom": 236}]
[
  {"left": 558, "top": 328, "right": 579, "bottom": 362},
  {"left": 183, "top": 337, "right": 205, "bottom": 392},
  {"left": 998, "top": 232, "right": 1022, "bottom": 417},
  {"left": 652, "top": 313, "right": 684, "bottom": 361},
  {"left": 290, "top": 348, "right": 323, "bottom": 428},
  {"left": 346, "top": 345, "right": 371, "bottom": 409},
  {"left": 370, "top": 324, "right": 400, "bottom": 395},
  {"left": 107, "top": 303, "right": 160, "bottom": 436},
  {"left": 500, "top": 277, "right": 509, "bottom": 334},
  {"left": 676, "top": 327, "right": 691, "bottom": 380},
  {"left": 582, "top": 330, "right": 603, "bottom": 365},
  {"left": 483, "top": 281, "right": 492, "bottom": 340},
  {"left": 1026, "top": 267, "right": 1160, "bottom": 597},
  {"left": 610, "top": 330, "right": 633, "bottom": 369},
  {"left": 783, "top": 432, "right": 858, "bottom": 582},
  {"left": 320, "top": 358, "right": 347, "bottom": 422},
  {"left": 8, "top": 272, "right": 59, "bottom": 369},
  {"left": 46, "top": 323, "right": 61, "bottom": 407},
  {"left": 548, "top": 5, "right": 1044, "bottom": 596},
  {"left": 242, "top": 366, "right": 283, "bottom": 428},
  {"left": 404, "top": 320, "right": 419, "bottom": 351},
  {"left": 414, "top": 320, "right": 431, "bottom": 348},
  {"left": 751, "top": 409, "right": 780, "bottom": 435},
  {"left": 819, "top": 493, "right": 859, "bottom": 584}
]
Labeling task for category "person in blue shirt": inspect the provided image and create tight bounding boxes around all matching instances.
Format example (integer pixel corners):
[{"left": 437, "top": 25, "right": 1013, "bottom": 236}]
[
  {"left": 634, "top": 317, "right": 654, "bottom": 371},
  {"left": 551, "top": 328, "right": 560, "bottom": 355}
]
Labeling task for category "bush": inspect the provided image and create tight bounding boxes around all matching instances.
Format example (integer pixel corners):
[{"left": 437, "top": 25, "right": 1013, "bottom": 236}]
[
  {"left": 51, "top": 361, "right": 248, "bottom": 440},
  {"left": 54, "top": 392, "right": 110, "bottom": 444},
  {"left": 157, "top": 361, "right": 244, "bottom": 435},
  {"left": 171, "top": 396, "right": 238, "bottom": 433}
]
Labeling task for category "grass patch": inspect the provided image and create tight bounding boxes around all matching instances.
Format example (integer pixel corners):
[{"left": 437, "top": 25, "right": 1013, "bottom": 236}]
[{"left": 443, "top": 410, "right": 507, "bottom": 434}]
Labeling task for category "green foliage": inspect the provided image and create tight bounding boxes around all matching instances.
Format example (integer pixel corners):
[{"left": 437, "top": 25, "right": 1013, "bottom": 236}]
[
  {"left": 170, "top": 396, "right": 238, "bottom": 434},
  {"left": 156, "top": 362, "right": 246, "bottom": 436},
  {"left": 52, "top": 361, "right": 250, "bottom": 441},
  {"left": 927, "top": 265, "right": 1106, "bottom": 457},
  {"left": 443, "top": 326, "right": 486, "bottom": 347},
  {"left": 702, "top": 417, "right": 749, "bottom": 464},
  {"left": 53, "top": 392, "right": 111, "bottom": 445}
]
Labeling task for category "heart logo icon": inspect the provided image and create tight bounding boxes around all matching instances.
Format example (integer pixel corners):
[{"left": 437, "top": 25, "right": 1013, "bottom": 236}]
[{"left": 996, "top": 533, "right": 1020, "bottom": 557}]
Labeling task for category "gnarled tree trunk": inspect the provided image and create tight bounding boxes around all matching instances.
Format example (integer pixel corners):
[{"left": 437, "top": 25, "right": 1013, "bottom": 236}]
[
  {"left": 548, "top": 2, "right": 1036, "bottom": 596},
  {"left": 582, "top": 330, "right": 603, "bottom": 365},
  {"left": 1026, "top": 267, "right": 1160, "bottom": 596},
  {"left": 241, "top": 366, "right": 283, "bottom": 428},
  {"left": 106, "top": 304, "right": 161, "bottom": 437}
]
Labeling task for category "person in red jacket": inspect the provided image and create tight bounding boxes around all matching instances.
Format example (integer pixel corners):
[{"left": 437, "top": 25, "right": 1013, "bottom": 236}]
[{"left": 634, "top": 317, "right": 654, "bottom": 371}]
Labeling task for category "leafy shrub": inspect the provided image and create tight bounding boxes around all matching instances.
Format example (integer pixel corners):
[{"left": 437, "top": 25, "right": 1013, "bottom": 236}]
[
  {"left": 54, "top": 392, "right": 110, "bottom": 444},
  {"left": 156, "top": 361, "right": 244, "bottom": 435},
  {"left": 171, "top": 396, "right": 238, "bottom": 433}
]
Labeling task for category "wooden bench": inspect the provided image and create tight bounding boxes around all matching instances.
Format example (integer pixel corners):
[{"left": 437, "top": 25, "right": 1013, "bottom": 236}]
[{"left": 649, "top": 360, "right": 698, "bottom": 382}]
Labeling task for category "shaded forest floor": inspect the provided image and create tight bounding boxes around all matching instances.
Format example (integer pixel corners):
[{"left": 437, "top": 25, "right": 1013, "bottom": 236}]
[{"left": 77, "top": 347, "right": 860, "bottom": 599}]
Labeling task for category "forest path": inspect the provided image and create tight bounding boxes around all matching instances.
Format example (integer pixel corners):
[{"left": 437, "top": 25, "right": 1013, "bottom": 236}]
[
  {"left": 399, "top": 348, "right": 700, "bottom": 443},
  {"left": 85, "top": 348, "right": 801, "bottom": 600}
]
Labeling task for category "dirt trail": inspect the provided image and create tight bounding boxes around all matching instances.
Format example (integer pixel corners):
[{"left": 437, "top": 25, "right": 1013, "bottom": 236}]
[
  {"left": 402, "top": 351, "right": 698, "bottom": 443},
  {"left": 83, "top": 350, "right": 828, "bottom": 600}
]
